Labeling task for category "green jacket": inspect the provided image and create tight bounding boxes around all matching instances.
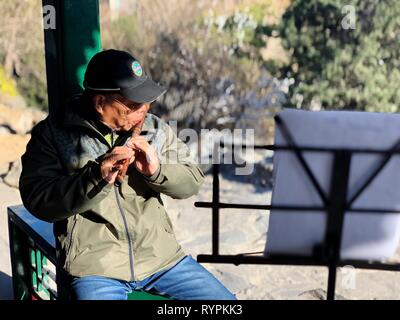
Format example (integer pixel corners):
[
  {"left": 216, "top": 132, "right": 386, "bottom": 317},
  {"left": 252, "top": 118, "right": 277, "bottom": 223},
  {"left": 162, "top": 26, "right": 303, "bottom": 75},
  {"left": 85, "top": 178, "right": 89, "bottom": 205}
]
[{"left": 19, "top": 97, "right": 204, "bottom": 281}]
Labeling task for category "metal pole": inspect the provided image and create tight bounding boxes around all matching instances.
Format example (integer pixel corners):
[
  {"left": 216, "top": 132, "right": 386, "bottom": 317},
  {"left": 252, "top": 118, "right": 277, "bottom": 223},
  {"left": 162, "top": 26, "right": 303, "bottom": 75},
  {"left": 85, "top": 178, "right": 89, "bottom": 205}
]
[
  {"left": 42, "top": 0, "right": 102, "bottom": 118},
  {"left": 325, "top": 151, "right": 351, "bottom": 300},
  {"left": 212, "top": 163, "right": 220, "bottom": 255},
  {"left": 41, "top": 0, "right": 101, "bottom": 298},
  {"left": 212, "top": 142, "right": 221, "bottom": 256}
]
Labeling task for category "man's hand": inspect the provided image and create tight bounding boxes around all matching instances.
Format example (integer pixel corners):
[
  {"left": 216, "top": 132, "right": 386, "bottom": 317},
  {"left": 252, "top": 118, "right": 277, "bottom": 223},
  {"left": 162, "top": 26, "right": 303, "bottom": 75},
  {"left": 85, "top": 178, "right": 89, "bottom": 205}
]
[
  {"left": 126, "top": 136, "right": 160, "bottom": 177},
  {"left": 100, "top": 146, "right": 134, "bottom": 184}
]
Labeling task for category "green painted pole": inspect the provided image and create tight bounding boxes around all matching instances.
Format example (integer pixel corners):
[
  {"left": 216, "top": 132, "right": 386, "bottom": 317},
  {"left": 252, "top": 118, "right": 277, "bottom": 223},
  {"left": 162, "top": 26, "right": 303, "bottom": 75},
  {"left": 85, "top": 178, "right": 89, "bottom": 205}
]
[
  {"left": 42, "top": 0, "right": 101, "bottom": 118},
  {"left": 41, "top": 0, "right": 101, "bottom": 298}
]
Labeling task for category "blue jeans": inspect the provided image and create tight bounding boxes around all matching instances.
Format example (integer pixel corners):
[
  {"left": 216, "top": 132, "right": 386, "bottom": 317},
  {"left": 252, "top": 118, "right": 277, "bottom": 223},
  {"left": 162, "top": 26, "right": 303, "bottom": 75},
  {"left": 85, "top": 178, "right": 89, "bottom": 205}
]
[{"left": 70, "top": 255, "right": 237, "bottom": 300}]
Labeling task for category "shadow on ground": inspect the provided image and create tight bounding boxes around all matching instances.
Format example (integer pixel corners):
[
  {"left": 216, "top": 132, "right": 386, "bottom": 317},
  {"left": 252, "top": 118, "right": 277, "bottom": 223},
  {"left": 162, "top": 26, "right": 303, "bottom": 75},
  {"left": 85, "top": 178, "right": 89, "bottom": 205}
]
[{"left": 0, "top": 271, "right": 13, "bottom": 300}]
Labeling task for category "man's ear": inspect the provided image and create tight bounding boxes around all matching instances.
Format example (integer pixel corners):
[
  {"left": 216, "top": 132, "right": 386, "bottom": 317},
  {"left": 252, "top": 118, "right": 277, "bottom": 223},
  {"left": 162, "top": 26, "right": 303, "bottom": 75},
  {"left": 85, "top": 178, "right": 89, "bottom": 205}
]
[{"left": 93, "top": 95, "right": 106, "bottom": 115}]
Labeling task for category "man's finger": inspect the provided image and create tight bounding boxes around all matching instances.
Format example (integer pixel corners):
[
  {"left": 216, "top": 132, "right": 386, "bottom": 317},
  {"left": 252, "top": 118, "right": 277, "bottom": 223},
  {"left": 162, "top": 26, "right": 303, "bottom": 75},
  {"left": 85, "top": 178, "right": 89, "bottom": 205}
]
[
  {"left": 111, "top": 164, "right": 123, "bottom": 171},
  {"left": 131, "top": 136, "right": 148, "bottom": 142},
  {"left": 105, "top": 151, "right": 134, "bottom": 163},
  {"left": 109, "top": 170, "right": 119, "bottom": 183},
  {"left": 127, "top": 136, "right": 147, "bottom": 148},
  {"left": 104, "top": 169, "right": 119, "bottom": 183},
  {"left": 131, "top": 140, "right": 150, "bottom": 153},
  {"left": 111, "top": 146, "right": 134, "bottom": 154}
]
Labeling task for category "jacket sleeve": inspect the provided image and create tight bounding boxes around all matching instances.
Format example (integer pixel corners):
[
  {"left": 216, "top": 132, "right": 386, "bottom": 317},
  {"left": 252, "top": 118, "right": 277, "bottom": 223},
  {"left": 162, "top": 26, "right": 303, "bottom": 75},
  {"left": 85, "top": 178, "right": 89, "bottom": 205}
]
[
  {"left": 19, "top": 120, "right": 113, "bottom": 223},
  {"left": 142, "top": 121, "right": 205, "bottom": 199}
]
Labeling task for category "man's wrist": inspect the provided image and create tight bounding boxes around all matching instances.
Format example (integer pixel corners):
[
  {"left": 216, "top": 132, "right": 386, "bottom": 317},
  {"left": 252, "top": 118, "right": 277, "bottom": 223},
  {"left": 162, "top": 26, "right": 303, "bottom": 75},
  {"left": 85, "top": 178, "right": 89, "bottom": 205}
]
[
  {"left": 89, "top": 161, "right": 110, "bottom": 185},
  {"left": 91, "top": 161, "right": 103, "bottom": 181},
  {"left": 143, "top": 164, "right": 161, "bottom": 182}
]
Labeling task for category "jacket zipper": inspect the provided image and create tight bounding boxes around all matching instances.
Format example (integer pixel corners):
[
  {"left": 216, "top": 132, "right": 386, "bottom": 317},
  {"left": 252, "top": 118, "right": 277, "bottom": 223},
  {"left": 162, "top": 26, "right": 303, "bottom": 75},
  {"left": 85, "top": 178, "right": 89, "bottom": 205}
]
[
  {"left": 63, "top": 112, "right": 137, "bottom": 279},
  {"left": 111, "top": 131, "right": 135, "bottom": 281},
  {"left": 114, "top": 187, "right": 135, "bottom": 281}
]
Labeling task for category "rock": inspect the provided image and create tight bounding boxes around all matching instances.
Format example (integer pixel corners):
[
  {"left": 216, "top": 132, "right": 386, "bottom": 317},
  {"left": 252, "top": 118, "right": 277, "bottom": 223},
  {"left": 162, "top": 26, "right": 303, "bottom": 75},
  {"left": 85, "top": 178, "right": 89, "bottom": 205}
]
[
  {"left": 181, "top": 234, "right": 210, "bottom": 248},
  {"left": 0, "top": 134, "right": 30, "bottom": 165},
  {"left": 0, "top": 126, "right": 13, "bottom": 135},
  {"left": 0, "top": 93, "right": 27, "bottom": 109},
  {"left": 0, "top": 103, "right": 47, "bottom": 134},
  {"left": 0, "top": 162, "right": 10, "bottom": 177},
  {"left": 212, "top": 269, "right": 253, "bottom": 294},
  {"left": 220, "top": 229, "right": 248, "bottom": 245},
  {"left": 298, "top": 288, "right": 326, "bottom": 300},
  {"left": 3, "top": 160, "right": 22, "bottom": 189},
  {"left": 298, "top": 288, "right": 348, "bottom": 300}
]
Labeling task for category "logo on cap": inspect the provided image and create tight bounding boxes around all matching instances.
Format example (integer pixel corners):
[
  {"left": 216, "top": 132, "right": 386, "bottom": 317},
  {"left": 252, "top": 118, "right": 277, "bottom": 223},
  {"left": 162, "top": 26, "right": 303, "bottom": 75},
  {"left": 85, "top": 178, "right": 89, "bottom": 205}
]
[{"left": 132, "top": 61, "right": 143, "bottom": 77}]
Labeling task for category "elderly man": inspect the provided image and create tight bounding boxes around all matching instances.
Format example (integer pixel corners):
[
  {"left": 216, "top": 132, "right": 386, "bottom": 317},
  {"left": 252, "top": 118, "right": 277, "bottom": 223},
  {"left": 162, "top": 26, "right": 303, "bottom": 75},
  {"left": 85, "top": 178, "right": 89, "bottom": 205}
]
[{"left": 19, "top": 49, "right": 236, "bottom": 300}]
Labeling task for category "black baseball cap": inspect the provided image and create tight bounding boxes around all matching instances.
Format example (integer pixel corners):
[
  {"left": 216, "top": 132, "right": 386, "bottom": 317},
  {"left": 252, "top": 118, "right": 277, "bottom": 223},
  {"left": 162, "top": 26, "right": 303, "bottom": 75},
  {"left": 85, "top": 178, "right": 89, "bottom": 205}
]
[{"left": 83, "top": 49, "right": 166, "bottom": 104}]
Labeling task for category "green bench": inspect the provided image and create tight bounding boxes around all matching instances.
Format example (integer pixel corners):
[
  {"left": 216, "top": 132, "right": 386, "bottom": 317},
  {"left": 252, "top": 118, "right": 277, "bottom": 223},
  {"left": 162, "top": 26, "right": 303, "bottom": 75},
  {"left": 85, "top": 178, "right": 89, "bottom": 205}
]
[{"left": 7, "top": 205, "right": 169, "bottom": 300}]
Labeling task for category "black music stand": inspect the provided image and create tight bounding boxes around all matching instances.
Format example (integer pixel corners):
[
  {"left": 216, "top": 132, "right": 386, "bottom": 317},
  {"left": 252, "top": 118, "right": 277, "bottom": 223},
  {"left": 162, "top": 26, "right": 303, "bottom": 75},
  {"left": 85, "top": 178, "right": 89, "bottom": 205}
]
[{"left": 195, "top": 115, "right": 400, "bottom": 300}]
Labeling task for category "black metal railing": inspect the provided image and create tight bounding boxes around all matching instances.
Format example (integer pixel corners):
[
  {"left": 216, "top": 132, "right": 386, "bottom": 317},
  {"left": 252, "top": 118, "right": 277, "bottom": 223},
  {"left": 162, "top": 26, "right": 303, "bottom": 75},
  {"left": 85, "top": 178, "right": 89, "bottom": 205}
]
[{"left": 195, "top": 137, "right": 400, "bottom": 300}]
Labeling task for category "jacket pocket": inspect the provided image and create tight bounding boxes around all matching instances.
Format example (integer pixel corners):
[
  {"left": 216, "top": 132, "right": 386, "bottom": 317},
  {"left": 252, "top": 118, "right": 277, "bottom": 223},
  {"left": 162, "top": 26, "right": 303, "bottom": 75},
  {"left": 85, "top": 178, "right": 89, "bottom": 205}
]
[
  {"left": 64, "top": 214, "right": 80, "bottom": 270},
  {"left": 159, "top": 208, "right": 174, "bottom": 234}
]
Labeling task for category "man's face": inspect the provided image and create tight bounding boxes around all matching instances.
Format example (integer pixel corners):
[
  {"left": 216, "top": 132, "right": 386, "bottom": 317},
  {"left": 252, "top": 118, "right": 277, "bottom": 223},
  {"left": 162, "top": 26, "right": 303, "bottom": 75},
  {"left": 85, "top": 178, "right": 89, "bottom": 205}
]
[{"left": 97, "top": 94, "right": 149, "bottom": 132}]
